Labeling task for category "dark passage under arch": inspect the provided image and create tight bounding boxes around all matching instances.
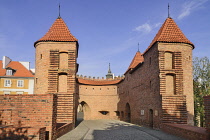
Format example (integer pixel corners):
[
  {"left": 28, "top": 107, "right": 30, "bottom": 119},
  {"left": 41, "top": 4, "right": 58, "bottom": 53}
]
[{"left": 76, "top": 101, "right": 91, "bottom": 126}]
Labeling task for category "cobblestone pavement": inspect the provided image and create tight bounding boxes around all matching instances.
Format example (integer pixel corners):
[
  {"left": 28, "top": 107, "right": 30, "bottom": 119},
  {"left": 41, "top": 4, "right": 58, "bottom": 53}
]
[{"left": 58, "top": 120, "right": 184, "bottom": 140}]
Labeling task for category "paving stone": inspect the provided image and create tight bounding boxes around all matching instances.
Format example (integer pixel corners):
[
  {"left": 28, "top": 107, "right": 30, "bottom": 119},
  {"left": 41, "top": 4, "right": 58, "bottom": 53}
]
[{"left": 58, "top": 120, "right": 184, "bottom": 140}]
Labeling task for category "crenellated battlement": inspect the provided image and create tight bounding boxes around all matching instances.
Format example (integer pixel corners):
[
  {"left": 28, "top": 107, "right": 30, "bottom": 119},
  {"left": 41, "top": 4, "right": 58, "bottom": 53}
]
[{"left": 76, "top": 75, "right": 125, "bottom": 81}]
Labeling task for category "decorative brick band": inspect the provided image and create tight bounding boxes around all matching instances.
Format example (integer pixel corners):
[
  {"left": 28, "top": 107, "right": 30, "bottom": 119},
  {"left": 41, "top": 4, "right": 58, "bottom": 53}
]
[
  {"left": 159, "top": 51, "right": 183, "bottom": 95},
  {"left": 162, "top": 95, "right": 187, "bottom": 124}
]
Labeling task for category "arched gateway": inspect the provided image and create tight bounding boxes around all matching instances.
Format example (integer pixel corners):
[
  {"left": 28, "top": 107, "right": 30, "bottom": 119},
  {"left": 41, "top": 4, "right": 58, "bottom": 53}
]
[
  {"left": 34, "top": 14, "right": 194, "bottom": 130},
  {"left": 77, "top": 101, "right": 91, "bottom": 121}
]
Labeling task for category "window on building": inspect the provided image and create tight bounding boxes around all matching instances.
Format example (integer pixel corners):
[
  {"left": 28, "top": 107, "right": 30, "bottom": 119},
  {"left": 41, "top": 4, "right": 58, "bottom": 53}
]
[
  {"left": 6, "top": 70, "right": 13, "bottom": 75},
  {"left": 17, "top": 91, "right": 24, "bottom": 94},
  {"left": 17, "top": 80, "right": 24, "bottom": 87},
  {"left": 4, "top": 79, "right": 11, "bottom": 87},
  {"left": 141, "top": 110, "right": 145, "bottom": 115},
  {"left": 4, "top": 90, "right": 10, "bottom": 95},
  {"left": 99, "top": 111, "right": 109, "bottom": 115},
  {"left": 149, "top": 57, "right": 152, "bottom": 65},
  {"left": 150, "top": 81, "right": 152, "bottom": 89}
]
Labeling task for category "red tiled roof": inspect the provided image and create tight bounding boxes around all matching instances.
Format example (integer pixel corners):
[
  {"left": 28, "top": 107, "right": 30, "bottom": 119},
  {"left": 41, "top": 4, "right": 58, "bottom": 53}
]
[
  {"left": 0, "top": 61, "right": 34, "bottom": 77},
  {"left": 77, "top": 78, "right": 121, "bottom": 85},
  {"left": 34, "top": 17, "right": 77, "bottom": 46},
  {"left": 125, "top": 51, "right": 144, "bottom": 74},
  {"left": 144, "top": 17, "right": 194, "bottom": 54},
  {"left": 128, "top": 51, "right": 144, "bottom": 69}
]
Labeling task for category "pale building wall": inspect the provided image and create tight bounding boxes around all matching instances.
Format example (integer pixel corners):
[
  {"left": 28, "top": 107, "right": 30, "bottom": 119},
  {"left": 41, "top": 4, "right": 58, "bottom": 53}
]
[
  {"left": 28, "top": 79, "right": 34, "bottom": 94},
  {"left": 78, "top": 84, "right": 119, "bottom": 120},
  {"left": 0, "top": 77, "right": 34, "bottom": 95}
]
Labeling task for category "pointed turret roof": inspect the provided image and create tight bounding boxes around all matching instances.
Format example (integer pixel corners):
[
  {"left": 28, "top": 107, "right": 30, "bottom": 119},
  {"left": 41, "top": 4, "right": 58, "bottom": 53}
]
[
  {"left": 128, "top": 51, "right": 144, "bottom": 70},
  {"left": 34, "top": 17, "right": 77, "bottom": 46},
  {"left": 124, "top": 51, "right": 144, "bottom": 74},
  {"left": 106, "top": 63, "right": 113, "bottom": 79},
  {"left": 108, "top": 63, "right": 112, "bottom": 74},
  {"left": 144, "top": 17, "right": 194, "bottom": 54}
]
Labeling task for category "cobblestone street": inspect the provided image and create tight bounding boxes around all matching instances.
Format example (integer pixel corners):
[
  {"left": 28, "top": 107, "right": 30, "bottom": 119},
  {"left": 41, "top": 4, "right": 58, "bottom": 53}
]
[{"left": 58, "top": 120, "right": 184, "bottom": 140}]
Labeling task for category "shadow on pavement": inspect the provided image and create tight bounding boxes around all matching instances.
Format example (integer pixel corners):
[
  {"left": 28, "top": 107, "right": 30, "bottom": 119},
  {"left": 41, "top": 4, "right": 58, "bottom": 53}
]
[{"left": 91, "top": 122, "right": 184, "bottom": 140}]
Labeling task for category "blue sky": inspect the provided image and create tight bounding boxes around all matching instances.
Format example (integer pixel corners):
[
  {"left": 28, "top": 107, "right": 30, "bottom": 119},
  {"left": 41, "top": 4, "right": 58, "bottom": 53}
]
[{"left": 0, "top": 0, "right": 209, "bottom": 77}]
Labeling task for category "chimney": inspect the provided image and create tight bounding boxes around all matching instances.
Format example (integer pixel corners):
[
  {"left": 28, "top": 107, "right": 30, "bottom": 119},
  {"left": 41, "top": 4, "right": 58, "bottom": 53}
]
[
  {"left": 19, "top": 61, "right": 30, "bottom": 70},
  {"left": 2, "top": 56, "right": 12, "bottom": 69}
]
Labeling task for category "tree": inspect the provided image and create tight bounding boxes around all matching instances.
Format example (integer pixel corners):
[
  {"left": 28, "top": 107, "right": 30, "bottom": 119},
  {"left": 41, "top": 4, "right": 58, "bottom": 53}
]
[{"left": 193, "top": 57, "right": 210, "bottom": 127}]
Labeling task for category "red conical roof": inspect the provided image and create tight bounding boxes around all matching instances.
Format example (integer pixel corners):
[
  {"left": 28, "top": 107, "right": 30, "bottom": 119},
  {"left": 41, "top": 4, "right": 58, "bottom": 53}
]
[
  {"left": 144, "top": 17, "right": 194, "bottom": 54},
  {"left": 34, "top": 17, "right": 77, "bottom": 46},
  {"left": 128, "top": 51, "right": 144, "bottom": 69},
  {"left": 124, "top": 51, "right": 144, "bottom": 74}
]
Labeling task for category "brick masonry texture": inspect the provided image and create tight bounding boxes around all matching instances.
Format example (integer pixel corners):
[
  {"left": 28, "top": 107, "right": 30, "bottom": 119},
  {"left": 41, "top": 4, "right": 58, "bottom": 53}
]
[
  {"left": 161, "top": 123, "right": 210, "bottom": 140},
  {"left": 0, "top": 94, "right": 57, "bottom": 140},
  {"left": 76, "top": 42, "right": 194, "bottom": 129},
  {"left": 0, "top": 125, "right": 46, "bottom": 140},
  {"left": 34, "top": 42, "right": 78, "bottom": 125},
  {"left": 204, "top": 95, "right": 210, "bottom": 133},
  {"left": 77, "top": 84, "right": 119, "bottom": 120},
  {"left": 116, "top": 42, "right": 194, "bottom": 128},
  {"left": 30, "top": 16, "right": 201, "bottom": 139},
  {"left": 56, "top": 123, "right": 73, "bottom": 138},
  {"left": 158, "top": 43, "right": 194, "bottom": 125}
]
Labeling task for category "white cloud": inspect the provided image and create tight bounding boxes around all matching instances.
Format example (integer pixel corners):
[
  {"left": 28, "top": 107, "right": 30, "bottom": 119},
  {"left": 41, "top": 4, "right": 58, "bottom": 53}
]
[
  {"left": 154, "top": 22, "right": 162, "bottom": 28},
  {"left": 134, "top": 22, "right": 161, "bottom": 34},
  {"left": 135, "top": 23, "right": 152, "bottom": 33},
  {"left": 178, "top": 0, "right": 208, "bottom": 20}
]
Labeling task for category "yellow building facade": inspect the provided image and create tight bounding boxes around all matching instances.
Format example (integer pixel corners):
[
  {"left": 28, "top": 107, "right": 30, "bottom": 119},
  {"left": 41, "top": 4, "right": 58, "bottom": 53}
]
[{"left": 0, "top": 56, "right": 34, "bottom": 95}]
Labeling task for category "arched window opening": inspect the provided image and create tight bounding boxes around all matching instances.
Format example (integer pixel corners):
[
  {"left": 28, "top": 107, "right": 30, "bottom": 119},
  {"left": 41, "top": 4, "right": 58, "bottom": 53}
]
[
  {"left": 165, "top": 52, "right": 174, "bottom": 69},
  {"left": 166, "top": 74, "right": 176, "bottom": 95},
  {"left": 58, "top": 73, "right": 67, "bottom": 92}
]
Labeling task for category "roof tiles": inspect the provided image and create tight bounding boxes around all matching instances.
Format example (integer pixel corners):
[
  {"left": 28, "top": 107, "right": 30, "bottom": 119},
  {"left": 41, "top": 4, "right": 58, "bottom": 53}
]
[
  {"left": 0, "top": 61, "right": 34, "bottom": 77},
  {"left": 128, "top": 51, "right": 144, "bottom": 70},
  {"left": 34, "top": 17, "right": 77, "bottom": 46},
  {"left": 77, "top": 78, "right": 121, "bottom": 86},
  {"left": 144, "top": 17, "right": 194, "bottom": 54},
  {"left": 125, "top": 51, "right": 144, "bottom": 74}
]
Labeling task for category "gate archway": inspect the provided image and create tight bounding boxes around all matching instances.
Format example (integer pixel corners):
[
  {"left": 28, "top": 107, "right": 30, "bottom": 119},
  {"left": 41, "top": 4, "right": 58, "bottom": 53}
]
[{"left": 77, "top": 101, "right": 91, "bottom": 122}]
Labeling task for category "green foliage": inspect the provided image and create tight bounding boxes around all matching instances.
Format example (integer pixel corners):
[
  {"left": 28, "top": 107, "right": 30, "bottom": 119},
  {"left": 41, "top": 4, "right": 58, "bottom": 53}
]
[{"left": 193, "top": 57, "right": 210, "bottom": 127}]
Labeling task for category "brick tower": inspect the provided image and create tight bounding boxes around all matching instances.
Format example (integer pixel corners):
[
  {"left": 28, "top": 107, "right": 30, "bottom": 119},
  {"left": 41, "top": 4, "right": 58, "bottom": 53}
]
[
  {"left": 147, "top": 17, "right": 195, "bottom": 125},
  {"left": 34, "top": 16, "right": 78, "bottom": 124}
]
